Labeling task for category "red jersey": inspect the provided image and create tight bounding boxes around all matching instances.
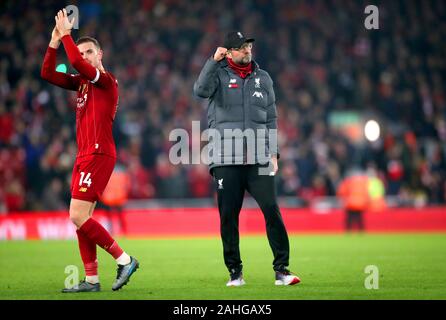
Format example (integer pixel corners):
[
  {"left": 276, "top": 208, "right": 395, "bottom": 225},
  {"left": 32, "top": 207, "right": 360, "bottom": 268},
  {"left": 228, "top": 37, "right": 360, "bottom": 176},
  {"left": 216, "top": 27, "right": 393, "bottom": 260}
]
[{"left": 41, "top": 35, "right": 118, "bottom": 158}]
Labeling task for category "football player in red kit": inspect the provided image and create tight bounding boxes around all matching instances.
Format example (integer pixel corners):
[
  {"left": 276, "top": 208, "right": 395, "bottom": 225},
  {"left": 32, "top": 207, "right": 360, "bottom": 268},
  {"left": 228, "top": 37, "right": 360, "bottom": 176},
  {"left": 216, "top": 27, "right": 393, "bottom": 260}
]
[{"left": 41, "top": 9, "right": 139, "bottom": 292}]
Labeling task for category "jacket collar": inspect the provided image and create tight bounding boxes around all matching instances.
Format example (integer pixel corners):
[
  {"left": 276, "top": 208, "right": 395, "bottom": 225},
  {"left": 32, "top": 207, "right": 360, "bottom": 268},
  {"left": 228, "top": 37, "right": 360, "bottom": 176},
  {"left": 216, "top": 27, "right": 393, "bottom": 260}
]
[{"left": 219, "top": 58, "right": 260, "bottom": 77}]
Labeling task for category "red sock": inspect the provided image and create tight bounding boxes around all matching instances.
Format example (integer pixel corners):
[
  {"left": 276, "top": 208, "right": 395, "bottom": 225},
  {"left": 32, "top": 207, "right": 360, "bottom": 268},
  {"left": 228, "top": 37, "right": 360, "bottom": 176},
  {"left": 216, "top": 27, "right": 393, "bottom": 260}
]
[
  {"left": 79, "top": 218, "right": 124, "bottom": 259},
  {"left": 76, "top": 229, "right": 98, "bottom": 276}
]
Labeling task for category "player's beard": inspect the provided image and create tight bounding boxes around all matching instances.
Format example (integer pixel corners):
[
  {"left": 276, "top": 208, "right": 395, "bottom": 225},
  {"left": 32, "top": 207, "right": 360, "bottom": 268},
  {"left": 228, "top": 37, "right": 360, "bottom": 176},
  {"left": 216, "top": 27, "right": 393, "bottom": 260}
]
[{"left": 235, "top": 54, "right": 252, "bottom": 66}]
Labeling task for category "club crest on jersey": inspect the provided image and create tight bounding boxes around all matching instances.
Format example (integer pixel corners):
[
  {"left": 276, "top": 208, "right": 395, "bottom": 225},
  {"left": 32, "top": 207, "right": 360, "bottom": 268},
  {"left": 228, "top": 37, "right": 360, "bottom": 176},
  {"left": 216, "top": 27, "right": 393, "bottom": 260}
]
[
  {"left": 255, "top": 78, "right": 260, "bottom": 88},
  {"left": 77, "top": 84, "right": 89, "bottom": 109},
  {"left": 77, "top": 93, "right": 88, "bottom": 109}
]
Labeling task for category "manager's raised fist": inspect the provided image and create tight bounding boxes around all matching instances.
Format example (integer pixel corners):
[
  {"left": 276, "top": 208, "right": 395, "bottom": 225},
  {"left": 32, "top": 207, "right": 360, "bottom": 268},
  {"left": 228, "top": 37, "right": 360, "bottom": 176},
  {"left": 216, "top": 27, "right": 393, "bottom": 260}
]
[{"left": 213, "top": 47, "right": 228, "bottom": 62}]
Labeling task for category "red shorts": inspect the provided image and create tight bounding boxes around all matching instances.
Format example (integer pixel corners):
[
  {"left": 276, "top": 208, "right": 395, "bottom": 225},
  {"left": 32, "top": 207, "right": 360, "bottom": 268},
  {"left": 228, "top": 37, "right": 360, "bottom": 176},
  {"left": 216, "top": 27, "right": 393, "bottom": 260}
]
[{"left": 71, "top": 154, "right": 116, "bottom": 202}]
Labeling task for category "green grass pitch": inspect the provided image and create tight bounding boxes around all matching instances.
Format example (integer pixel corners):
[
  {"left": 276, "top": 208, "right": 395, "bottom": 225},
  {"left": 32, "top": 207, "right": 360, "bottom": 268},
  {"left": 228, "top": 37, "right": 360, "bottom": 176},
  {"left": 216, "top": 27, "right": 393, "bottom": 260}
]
[{"left": 1, "top": 233, "right": 445, "bottom": 300}]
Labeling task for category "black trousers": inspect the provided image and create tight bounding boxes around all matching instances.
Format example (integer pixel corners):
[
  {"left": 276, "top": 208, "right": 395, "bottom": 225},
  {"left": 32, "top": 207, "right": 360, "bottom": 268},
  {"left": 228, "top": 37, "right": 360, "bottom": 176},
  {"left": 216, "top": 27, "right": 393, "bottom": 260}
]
[
  {"left": 212, "top": 165, "right": 290, "bottom": 273},
  {"left": 346, "top": 209, "right": 365, "bottom": 232}
]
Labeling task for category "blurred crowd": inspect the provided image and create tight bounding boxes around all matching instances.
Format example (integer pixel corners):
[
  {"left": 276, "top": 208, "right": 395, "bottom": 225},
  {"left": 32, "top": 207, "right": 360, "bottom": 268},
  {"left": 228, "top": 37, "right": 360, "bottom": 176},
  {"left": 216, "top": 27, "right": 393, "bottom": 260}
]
[{"left": 0, "top": 0, "right": 445, "bottom": 212}]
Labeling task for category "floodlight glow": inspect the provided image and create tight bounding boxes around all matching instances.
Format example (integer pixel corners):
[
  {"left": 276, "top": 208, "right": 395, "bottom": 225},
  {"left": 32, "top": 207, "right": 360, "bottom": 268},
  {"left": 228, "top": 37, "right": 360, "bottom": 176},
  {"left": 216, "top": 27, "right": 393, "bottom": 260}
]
[{"left": 364, "top": 120, "right": 380, "bottom": 141}]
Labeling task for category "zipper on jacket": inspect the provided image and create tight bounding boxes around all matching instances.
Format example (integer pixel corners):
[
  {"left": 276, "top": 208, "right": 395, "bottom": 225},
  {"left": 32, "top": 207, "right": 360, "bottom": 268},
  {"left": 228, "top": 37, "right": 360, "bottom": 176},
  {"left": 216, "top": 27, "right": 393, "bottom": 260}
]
[
  {"left": 243, "top": 70, "right": 257, "bottom": 165},
  {"left": 242, "top": 77, "right": 246, "bottom": 164}
]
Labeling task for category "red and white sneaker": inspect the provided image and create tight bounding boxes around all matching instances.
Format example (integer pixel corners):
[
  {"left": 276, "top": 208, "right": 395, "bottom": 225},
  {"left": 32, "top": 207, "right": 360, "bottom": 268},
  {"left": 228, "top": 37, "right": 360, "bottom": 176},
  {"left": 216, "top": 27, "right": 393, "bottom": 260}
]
[{"left": 275, "top": 269, "right": 301, "bottom": 286}]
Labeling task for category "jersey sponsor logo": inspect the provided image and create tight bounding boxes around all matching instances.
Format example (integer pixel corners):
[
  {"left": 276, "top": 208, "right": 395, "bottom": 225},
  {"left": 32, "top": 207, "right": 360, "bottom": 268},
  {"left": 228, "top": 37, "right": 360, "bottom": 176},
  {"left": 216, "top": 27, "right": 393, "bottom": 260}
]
[
  {"left": 79, "top": 187, "right": 88, "bottom": 192},
  {"left": 252, "top": 91, "right": 264, "bottom": 98},
  {"left": 228, "top": 81, "right": 238, "bottom": 88}
]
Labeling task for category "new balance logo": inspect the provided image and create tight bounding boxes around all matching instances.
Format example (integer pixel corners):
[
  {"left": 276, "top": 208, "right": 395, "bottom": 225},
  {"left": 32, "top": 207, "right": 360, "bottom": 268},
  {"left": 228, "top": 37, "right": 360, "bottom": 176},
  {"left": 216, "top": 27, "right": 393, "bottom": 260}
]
[
  {"left": 218, "top": 179, "right": 224, "bottom": 190},
  {"left": 252, "top": 91, "right": 264, "bottom": 98}
]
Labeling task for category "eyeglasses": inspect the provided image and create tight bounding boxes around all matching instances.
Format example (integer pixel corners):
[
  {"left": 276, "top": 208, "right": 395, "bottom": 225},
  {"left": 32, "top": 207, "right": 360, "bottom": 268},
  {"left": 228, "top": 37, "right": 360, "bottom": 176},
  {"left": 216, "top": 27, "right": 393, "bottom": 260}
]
[{"left": 231, "top": 43, "right": 253, "bottom": 51}]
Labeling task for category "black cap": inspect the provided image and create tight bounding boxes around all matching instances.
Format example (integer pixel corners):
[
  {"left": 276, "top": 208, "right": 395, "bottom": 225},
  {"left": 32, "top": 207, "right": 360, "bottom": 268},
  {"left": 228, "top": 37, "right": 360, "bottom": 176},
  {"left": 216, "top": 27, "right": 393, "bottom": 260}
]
[{"left": 223, "top": 31, "right": 255, "bottom": 49}]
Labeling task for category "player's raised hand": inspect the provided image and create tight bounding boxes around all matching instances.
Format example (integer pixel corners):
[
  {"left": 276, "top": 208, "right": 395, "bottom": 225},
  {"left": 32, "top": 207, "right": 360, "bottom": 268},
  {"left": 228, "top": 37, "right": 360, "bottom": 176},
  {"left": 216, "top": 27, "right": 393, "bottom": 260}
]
[
  {"left": 55, "top": 8, "right": 75, "bottom": 37},
  {"left": 51, "top": 26, "right": 61, "bottom": 42},
  {"left": 49, "top": 26, "right": 62, "bottom": 49},
  {"left": 213, "top": 47, "right": 228, "bottom": 61}
]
